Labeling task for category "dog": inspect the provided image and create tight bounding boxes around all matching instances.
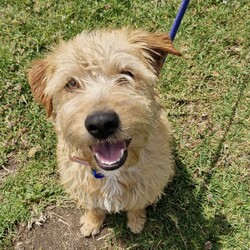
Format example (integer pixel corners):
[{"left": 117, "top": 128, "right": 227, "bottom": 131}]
[{"left": 28, "top": 27, "right": 181, "bottom": 237}]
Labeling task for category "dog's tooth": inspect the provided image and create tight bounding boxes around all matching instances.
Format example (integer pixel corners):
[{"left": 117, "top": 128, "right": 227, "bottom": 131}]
[
  {"left": 120, "top": 149, "right": 124, "bottom": 157},
  {"left": 95, "top": 153, "right": 101, "bottom": 161}
]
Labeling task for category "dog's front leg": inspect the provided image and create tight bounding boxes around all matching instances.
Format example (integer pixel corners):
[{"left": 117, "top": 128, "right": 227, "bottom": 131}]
[
  {"left": 127, "top": 209, "right": 146, "bottom": 234},
  {"left": 80, "top": 208, "right": 106, "bottom": 237}
]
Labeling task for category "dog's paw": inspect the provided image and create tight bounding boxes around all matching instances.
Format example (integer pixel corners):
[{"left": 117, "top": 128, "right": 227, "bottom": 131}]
[
  {"left": 127, "top": 209, "right": 146, "bottom": 234},
  {"left": 80, "top": 222, "right": 101, "bottom": 237},
  {"left": 80, "top": 210, "right": 105, "bottom": 237}
]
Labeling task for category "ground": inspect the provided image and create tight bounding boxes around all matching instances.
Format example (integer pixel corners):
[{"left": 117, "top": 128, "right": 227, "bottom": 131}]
[{"left": 14, "top": 206, "right": 112, "bottom": 250}]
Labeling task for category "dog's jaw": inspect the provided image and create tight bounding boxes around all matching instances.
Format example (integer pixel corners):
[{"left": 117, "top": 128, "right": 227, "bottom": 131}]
[{"left": 70, "top": 138, "right": 132, "bottom": 171}]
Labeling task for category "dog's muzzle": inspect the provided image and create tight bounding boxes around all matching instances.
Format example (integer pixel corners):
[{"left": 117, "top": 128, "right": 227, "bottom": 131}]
[{"left": 85, "top": 110, "right": 131, "bottom": 170}]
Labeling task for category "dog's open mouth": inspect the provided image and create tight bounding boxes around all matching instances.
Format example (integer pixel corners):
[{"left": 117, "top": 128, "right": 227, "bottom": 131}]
[{"left": 91, "top": 138, "right": 131, "bottom": 171}]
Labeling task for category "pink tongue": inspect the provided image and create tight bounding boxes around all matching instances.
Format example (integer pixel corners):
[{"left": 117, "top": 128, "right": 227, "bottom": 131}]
[{"left": 92, "top": 141, "right": 126, "bottom": 164}]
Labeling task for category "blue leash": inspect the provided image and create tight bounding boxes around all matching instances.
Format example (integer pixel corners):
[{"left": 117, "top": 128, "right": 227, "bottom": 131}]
[
  {"left": 169, "top": 0, "right": 190, "bottom": 41},
  {"left": 163, "top": 0, "right": 190, "bottom": 63}
]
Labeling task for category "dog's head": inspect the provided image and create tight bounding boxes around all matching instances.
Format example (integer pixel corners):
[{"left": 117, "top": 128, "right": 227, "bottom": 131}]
[{"left": 28, "top": 28, "right": 180, "bottom": 172}]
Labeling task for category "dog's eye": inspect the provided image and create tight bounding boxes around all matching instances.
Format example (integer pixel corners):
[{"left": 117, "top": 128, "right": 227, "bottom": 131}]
[
  {"left": 65, "top": 78, "right": 80, "bottom": 91},
  {"left": 121, "top": 70, "right": 134, "bottom": 78}
]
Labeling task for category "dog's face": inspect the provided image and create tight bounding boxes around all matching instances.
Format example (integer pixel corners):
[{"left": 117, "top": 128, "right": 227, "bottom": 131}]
[{"left": 28, "top": 28, "right": 180, "bottom": 172}]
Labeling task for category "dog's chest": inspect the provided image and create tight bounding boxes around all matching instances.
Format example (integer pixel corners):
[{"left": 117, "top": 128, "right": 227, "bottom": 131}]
[{"left": 92, "top": 170, "right": 147, "bottom": 212}]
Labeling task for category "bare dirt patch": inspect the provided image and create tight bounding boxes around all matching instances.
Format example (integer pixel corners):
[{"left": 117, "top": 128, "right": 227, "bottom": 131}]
[
  {"left": 14, "top": 206, "right": 114, "bottom": 250},
  {"left": 0, "top": 155, "right": 19, "bottom": 182}
]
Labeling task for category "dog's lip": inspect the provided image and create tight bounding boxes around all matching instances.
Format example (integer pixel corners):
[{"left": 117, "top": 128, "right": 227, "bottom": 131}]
[{"left": 91, "top": 138, "right": 131, "bottom": 171}]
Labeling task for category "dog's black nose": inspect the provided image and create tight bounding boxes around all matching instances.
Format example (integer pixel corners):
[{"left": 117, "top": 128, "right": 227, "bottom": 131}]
[{"left": 85, "top": 110, "right": 120, "bottom": 139}]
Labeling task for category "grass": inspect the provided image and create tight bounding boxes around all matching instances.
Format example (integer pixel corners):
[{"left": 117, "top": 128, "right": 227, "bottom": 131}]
[{"left": 0, "top": 0, "right": 249, "bottom": 249}]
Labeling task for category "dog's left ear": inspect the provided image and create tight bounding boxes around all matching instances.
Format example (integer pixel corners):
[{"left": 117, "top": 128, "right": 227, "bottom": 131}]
[
  {"left": 28, "top": 59, "right": 53, "bottom": 117},
  {"left": 132, "top": 31, "right": 181, "bottom": 74}
]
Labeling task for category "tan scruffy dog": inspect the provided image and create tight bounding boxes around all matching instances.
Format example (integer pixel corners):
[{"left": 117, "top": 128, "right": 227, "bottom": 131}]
[{"left": 28, "top": 27, "right": 181, "bottom": 237}]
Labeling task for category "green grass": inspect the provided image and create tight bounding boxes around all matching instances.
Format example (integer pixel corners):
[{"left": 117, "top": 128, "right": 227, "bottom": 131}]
[{"left": 0, "top": 0, "right": 249, "bottom": 249}]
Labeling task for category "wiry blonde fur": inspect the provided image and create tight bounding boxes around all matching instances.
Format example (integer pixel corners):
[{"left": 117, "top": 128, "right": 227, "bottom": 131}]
[{"left": 28, "top": 27, "right": 181, "bottom": 237}]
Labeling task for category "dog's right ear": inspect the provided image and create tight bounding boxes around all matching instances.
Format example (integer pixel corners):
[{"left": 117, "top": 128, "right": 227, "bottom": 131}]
[
  {"left": 128, "top": 29, "right": 181, "bottom": 75},
  {"left": 28, "top": 59, "right": 53, "bottom": 117}
]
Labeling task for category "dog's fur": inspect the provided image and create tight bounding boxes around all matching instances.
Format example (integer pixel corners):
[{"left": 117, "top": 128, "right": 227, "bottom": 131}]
[{"left": 28, "top": 27, "right": 181, "bottom": 236}]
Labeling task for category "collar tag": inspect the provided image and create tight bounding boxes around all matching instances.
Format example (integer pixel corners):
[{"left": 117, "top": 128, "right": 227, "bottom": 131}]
[{"left": 92, "top": 169, "right": 105, "bottom": 179}]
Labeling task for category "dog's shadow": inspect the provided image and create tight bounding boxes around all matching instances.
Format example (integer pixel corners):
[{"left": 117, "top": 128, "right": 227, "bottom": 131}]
[{"left": 107, "top": 154, "right": 232, "bottom": 249}]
